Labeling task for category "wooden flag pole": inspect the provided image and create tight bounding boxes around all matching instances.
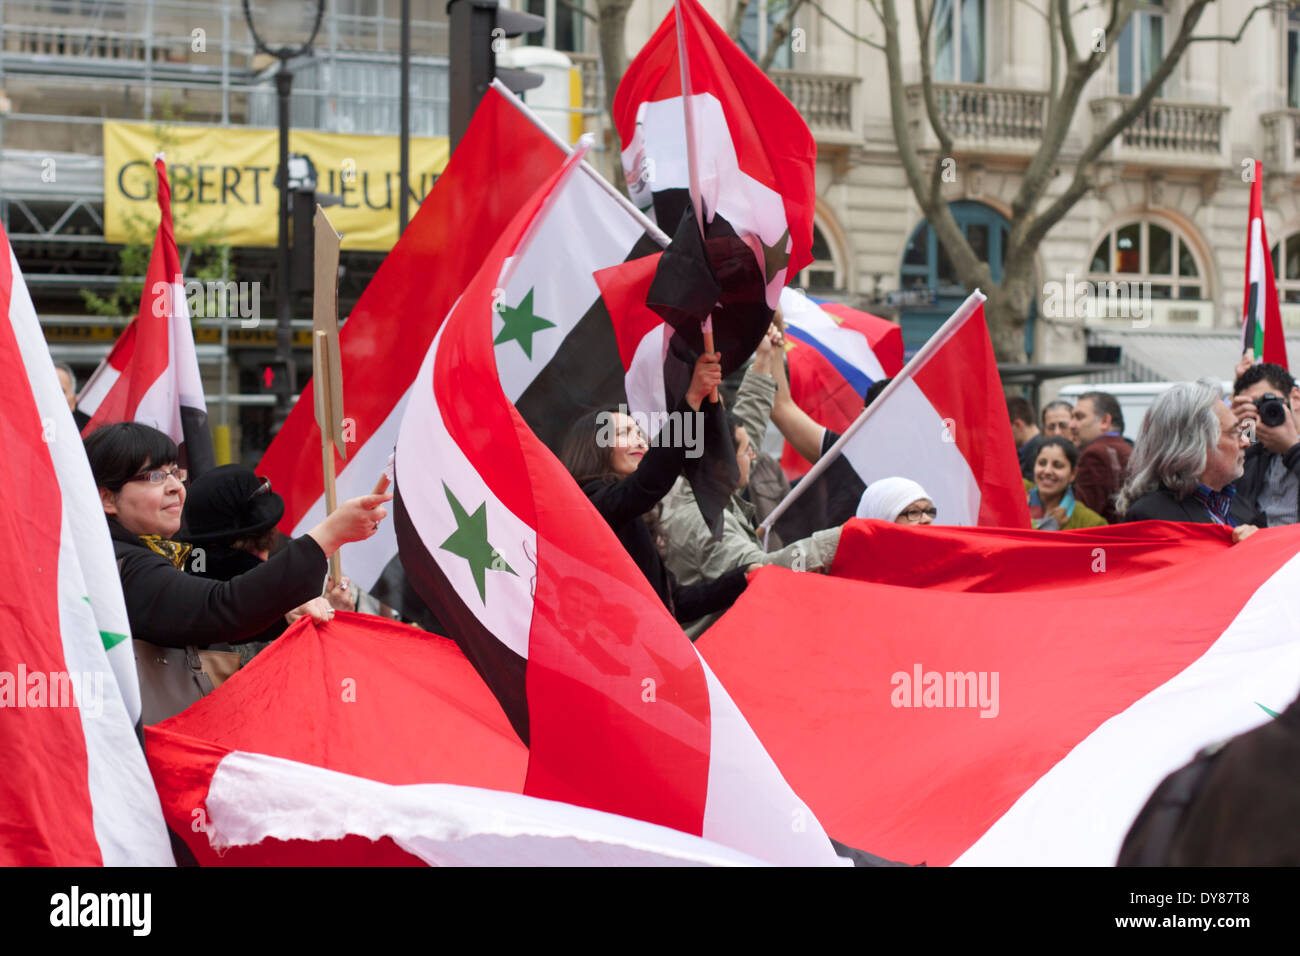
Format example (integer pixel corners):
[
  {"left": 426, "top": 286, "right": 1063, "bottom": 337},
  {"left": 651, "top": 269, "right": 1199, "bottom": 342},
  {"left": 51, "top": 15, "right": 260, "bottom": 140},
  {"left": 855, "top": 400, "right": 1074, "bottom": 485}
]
[{"left": 312, "top": 206, "right": 345, "bottom": 587}]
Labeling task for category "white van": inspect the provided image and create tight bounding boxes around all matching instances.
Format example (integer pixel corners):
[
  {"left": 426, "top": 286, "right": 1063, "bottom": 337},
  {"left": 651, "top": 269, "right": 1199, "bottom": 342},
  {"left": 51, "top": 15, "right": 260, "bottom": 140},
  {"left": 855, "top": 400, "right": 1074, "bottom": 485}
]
[{"left": 1055, "top": 382, "right": 1232, "bottom": 442}]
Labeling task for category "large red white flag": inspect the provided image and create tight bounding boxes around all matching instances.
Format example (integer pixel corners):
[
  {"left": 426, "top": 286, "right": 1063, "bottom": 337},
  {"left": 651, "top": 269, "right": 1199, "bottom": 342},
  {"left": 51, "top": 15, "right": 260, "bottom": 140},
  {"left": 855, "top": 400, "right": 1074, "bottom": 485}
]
[
  {"left": 762, "top": 292, "right": 1031, "bottom": 533},
  {"left": 1241, "top": 159, "right": 1289, "bottom": 369},
  {"left": 0, "top": 223, "right": 173, "bottom": 865},
  {"left": 146, "top": 614, "right": 764, "bottom": 866},
  {"left": 613, "top": 0, "right": 815, "bottom": 308},
  {"left": 77, "top": 157, "right": 213, "bottom": 476},
  {"left": 698, "top": 520, "right": 1300, "bottom": 865},
  {"left": 392, "top": 146, "right": 843, "bottom": 866}
]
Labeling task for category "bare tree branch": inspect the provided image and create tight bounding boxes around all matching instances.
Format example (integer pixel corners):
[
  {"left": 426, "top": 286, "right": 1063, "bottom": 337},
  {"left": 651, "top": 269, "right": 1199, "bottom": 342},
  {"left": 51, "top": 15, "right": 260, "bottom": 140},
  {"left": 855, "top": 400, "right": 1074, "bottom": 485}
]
[
  {"left": 1056, "top": 0, "right": 1079, "bottom": 64},
  {"left": 557, "top": 0, "right": 599, "bottom": 25},
  {"left": 1022, "top": 0, "right": 1213, "bottom": 250},
  {"left": 729, "top": 0, "right": 754, "bottom": 39},
  {"left": 1048, "top": 0, "right": 1060, "bottom": 109},
  {"left": 914, "top": 0, "right": 952, "bottom": 153},
  {"left": 804, "top": 0, "right": 885, "bottom": 51},
  {"left": 760, "top": 0, "right": 809, "bottom": 70},
  {"left": 1186, "top": 1, "right": 1283, "bottom": 43}
]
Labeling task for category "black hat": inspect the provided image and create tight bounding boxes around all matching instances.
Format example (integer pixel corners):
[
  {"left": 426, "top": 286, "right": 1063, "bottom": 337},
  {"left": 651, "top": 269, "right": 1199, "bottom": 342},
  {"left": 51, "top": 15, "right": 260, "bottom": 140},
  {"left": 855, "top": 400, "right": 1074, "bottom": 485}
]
[{"left": 181, "top": 464, "right": 285, "bottom": 546}]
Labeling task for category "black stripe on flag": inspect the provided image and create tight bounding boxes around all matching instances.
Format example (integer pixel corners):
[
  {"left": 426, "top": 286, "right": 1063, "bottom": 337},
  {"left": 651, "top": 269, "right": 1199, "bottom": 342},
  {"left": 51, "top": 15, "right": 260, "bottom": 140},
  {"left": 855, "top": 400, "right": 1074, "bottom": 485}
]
[{"left": 179, "top": 403, "right": 215, "bottom": 479}]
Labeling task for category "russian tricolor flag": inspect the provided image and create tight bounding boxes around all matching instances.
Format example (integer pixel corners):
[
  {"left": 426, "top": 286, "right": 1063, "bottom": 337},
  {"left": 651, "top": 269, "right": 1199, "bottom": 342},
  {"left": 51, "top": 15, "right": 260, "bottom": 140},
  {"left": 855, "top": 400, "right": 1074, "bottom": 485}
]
[{"left": 779, "top": 289, "right": 903, "bottom": 479}]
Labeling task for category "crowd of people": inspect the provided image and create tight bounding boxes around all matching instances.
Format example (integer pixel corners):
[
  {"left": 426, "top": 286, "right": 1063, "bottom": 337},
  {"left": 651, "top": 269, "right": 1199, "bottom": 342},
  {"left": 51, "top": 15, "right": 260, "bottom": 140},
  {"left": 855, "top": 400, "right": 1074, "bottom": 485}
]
[{"left": 78, "top": 320, "right": 1300, "bottom": 714}]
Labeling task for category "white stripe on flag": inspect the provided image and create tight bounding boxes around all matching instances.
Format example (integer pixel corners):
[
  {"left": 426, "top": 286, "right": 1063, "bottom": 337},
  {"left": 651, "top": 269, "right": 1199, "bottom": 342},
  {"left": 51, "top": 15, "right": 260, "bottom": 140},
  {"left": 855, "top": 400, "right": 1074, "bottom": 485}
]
[
  {"left": 841, "top": 377, "right": 981, "bottom": 526},
  {"left": 289, "top": 388, "right": 410, "bottom": 593},
  {"left": 203, "top": 750, "right": 766, "bottom": 866},
  {"left": 624, "top": 324, "right": 671, "bottom": 438},
  {"left": 396, "top": 327, "right": 536, "bottom": 658},
  {"left": 955, "top": 552, "right": 1300, "bottom": 866},
  {"left": 8, "top": 247, "right": 173, "bottom": 865},
  {"left": 697, "top": 658, "right": 849, "bottom": 866},
  {"left": 623, "top": 94, "right": 787, "bottom": 257},
  {"left": 495, "top": 172, "right": 646, "bottom": 403},
  {"left": 780, "top": 288, "right": 887, "bottom": 384}
]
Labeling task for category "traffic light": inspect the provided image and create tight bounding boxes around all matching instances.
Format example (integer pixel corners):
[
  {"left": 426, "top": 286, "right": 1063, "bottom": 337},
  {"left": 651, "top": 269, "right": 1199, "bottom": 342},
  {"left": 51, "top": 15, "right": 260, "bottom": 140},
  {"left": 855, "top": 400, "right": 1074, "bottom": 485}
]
[{"left": 447, "top": 0, "right": 545, "bottom": 151}]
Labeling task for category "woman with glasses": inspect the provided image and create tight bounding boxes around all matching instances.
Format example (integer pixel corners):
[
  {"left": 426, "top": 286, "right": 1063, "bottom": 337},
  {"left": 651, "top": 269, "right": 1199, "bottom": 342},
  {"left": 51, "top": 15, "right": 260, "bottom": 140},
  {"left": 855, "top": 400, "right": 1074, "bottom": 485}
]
[
  {"left": 85, "top": 422, "right": 390, "bottom": 648},
  {"left": 1025, "top": 437, "right": 1107, "bottom": 530},
  {"left": 856, "top": 477, "right": 938, "bottom": 525}
]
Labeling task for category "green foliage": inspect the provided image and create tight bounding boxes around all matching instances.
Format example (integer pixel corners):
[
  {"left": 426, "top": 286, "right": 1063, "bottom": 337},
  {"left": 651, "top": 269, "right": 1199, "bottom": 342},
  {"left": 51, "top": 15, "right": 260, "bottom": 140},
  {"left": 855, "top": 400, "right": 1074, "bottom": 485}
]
[{"left": 81, "top": 95, "right": 232, "bottom": 320}]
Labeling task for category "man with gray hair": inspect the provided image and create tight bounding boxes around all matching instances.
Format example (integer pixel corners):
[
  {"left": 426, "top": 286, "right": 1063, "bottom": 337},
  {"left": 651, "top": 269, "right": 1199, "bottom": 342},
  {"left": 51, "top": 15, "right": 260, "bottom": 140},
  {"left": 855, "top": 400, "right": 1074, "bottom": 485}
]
[
  {"left": 54, "top": 361, "right": 77, "bottom": 412},
  {"left": 1117, "top": 379, "right": 1262, "bottom": 538}
]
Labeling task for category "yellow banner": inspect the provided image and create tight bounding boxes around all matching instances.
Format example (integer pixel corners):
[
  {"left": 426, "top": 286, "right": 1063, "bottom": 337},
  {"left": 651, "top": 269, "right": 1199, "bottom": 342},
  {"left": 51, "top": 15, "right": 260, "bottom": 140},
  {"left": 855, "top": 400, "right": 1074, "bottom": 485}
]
[{"left": 104, "top": 122, "right": 450, "bottom": 251}]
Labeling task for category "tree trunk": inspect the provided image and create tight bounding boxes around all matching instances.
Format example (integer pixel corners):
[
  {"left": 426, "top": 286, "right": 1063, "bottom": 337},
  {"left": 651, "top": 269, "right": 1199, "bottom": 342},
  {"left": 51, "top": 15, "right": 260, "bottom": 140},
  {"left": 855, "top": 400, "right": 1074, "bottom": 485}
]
[
  {"left": 595, "top": 0, "right": 633, "bottom": 126},
  {"left": 982, "top": 264, "right": 1038, "bottom": 364}
]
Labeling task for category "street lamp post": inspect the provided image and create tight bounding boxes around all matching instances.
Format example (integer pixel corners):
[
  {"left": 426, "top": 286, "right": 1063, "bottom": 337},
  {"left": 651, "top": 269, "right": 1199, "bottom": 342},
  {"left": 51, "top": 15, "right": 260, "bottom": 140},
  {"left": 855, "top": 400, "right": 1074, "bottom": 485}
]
[{"left": 242, "top": 0, "right": 325, "bottom": 428}]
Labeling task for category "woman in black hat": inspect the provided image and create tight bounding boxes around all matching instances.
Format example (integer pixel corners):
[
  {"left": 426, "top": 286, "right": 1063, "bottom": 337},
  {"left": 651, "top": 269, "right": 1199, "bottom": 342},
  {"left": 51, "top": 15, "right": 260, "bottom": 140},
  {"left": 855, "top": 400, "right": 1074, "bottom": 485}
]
[
  {"left": 181, "top": 464, "right": 354, "bottom": 652},
  {"left": 85, "top": 423, "right": 388, "bottom": 649}
]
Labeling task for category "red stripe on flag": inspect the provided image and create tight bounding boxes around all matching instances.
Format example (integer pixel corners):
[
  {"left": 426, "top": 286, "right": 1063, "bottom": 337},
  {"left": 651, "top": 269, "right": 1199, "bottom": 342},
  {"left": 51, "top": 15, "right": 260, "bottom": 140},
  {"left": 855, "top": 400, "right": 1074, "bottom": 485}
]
[
  {"left": 700, "top": 522, "right": 1300, "bottom": 865},
  {"left": 593, "top": 253, "right": 665, "bottom": 372},
  {"left": 910, "top": 305, "right": 1030, "bottom": 528},
  {"left": 781, "top": 334, "right": 869, "bottom": 478},
  {"left": 613, "top": 0, "right": 815, "bottom": 277},
  {"left": 0, "top": 231, "right": 101, "bottom": 865},
  {"left": 260, "top": 89, "right": 566, "bottom": 530}
]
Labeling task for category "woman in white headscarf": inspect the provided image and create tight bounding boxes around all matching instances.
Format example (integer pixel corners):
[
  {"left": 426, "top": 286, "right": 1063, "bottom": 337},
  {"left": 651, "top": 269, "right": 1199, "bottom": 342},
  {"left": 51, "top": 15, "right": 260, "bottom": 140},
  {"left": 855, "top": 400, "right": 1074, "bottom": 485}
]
[{"left": 856, "top": 477, "right": 937, "bottom": 525}]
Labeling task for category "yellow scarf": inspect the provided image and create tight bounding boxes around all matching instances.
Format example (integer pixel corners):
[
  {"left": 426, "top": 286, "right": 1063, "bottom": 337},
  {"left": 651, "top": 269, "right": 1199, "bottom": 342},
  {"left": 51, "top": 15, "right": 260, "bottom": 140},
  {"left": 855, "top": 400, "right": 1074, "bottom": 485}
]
[{"left": 138, "top": 534, "right": 193, "bottom": 570}]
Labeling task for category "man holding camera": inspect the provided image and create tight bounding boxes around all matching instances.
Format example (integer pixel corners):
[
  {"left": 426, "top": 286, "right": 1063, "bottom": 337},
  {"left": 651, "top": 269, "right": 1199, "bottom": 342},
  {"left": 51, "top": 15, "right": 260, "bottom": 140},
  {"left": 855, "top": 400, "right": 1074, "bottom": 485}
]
[{"left": 1231, "top": 361, "right": 1300, "bottom": 527}]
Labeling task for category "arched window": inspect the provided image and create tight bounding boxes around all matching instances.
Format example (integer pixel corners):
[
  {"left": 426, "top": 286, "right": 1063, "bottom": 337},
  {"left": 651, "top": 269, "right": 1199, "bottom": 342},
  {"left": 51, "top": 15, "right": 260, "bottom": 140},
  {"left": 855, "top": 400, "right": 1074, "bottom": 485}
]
[
  {"left": 1271, "top": 232, "right": 1300, "bottom": 304},
  {"left": 1087, "top": 219, "right": 1204, "bottom": 300},
  {"left": 792, "top": 221, "right": 842, "bottom": 293}
]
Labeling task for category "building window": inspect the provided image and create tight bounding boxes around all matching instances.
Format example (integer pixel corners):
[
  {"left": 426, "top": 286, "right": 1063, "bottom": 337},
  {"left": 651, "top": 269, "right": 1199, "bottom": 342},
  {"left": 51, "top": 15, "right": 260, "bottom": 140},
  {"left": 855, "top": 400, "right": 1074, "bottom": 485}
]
[
  {"left": 524, "top": 0, "right": 586, "bottom": 53},
  {"left": 737, "top": 0, "right": 793, "bottom": 70},
  {"left": 793, "top": 222, "right": 841, "bottom": 293},
  {"left": 1088, "top": 219, "right": 1203, "bottom": 299},
  {"left": 1271, "top": 233, "right": 1300, "bottom": 304},
  {"left": 933, "top": 0, "right": 985, "bottom": 84},
  {"left": 1117, "top": 2, "right": 1164, "bottom": 96}
]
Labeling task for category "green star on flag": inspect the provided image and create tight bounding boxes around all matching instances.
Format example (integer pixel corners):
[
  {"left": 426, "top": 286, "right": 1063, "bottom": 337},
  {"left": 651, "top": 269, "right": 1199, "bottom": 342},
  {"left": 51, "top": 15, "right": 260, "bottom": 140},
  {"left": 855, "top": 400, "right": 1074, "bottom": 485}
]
[
  {"left": 494, "top": 288, "right": 556, "bottom": 359},
  {"left": 439, "top": 483, "right": 516, "bottom": 603}
]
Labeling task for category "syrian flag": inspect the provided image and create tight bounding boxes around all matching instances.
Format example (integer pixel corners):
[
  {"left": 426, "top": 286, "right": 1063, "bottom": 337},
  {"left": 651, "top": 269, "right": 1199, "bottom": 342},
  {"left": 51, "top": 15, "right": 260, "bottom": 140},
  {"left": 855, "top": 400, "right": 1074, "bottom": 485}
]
[
  {"left": 698, "top": 520, "right": 1300, "bottom": 865},
  {"left": 146, "top": 613, "right": 768, "bottom": 866},
  {"left": 1241, "top": 160, "right": 1289, "bottom": 370},
  {"left": 614, "top": 0, "right": 816, "bottom": 309},
  {"left": 77, "top": 156, "right": 214, "bottom": 477},
  {"left": 393, "top": 146, "right": 844, "bottom": 866},
  {"left": 761, "top": 291, "right": 1031, "bottom": 535},
  {"left": 0, "top": 222, "right": 173, "bottom": 865},
  {"left": 260, "top": 87, "right": 654, "bottom": 613},
  {"left": 780, "top": 289, "right": 904, "bottom": 480}
]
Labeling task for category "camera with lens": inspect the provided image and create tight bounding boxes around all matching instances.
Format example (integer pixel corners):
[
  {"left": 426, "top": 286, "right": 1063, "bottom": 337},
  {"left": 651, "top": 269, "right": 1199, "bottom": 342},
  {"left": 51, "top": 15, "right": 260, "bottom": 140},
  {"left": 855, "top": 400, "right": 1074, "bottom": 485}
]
[{"left": 1253, "top": 393, "right": 1289, "bottom": 428}]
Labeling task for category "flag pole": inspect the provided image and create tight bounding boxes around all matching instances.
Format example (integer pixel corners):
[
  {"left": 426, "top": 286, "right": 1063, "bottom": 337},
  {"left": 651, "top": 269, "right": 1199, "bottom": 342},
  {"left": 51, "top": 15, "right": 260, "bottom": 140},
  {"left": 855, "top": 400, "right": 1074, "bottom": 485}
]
[
  {"left": 758, "top": 289, "right": 988, "bottom": 540},
  {"left": 673, "top": 0, "right": 718, "bottom": 401},
  {"left": 313, "top": 206, "right": 346, "bottom": 587}
]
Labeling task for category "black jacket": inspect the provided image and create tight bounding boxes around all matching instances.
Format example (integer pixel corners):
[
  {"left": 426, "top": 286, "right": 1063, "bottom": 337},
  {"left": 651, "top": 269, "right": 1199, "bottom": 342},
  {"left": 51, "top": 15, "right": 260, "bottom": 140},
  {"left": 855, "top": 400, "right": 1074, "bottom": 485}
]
[
  {"left": 1233, "top": 440, "right": 1300, "bottom": 525},
  {"left": 1121, "top": 485, "right": 1263, "bottom": 526},
  {"left": 184, "top": 542, "right": 290, "bottom": 645},
  {"left": 109, "top": 520, "right": 327, "bottom": 648},
  {"left": 582, "top": 430, "right": 746, "bottom": 626}
]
